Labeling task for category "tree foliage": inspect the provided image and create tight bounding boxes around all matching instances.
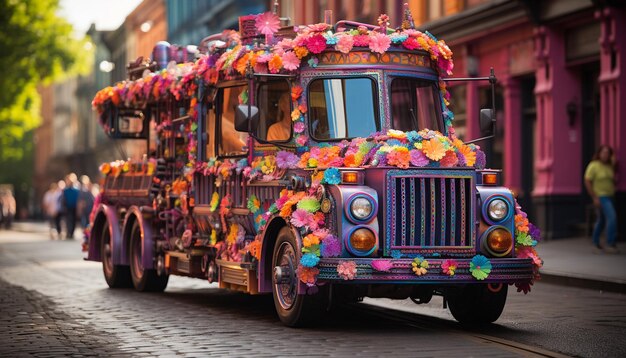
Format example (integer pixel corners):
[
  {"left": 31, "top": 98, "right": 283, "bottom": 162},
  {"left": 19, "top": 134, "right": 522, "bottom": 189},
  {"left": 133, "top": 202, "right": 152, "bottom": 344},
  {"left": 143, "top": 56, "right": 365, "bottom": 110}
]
[{"left": 0, "top": 0, "right": 92, "bottom": 160}]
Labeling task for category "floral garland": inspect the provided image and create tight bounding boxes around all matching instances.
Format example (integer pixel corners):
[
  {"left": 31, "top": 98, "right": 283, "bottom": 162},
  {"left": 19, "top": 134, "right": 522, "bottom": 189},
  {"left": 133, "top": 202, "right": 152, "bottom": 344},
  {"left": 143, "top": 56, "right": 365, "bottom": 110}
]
[{"left": 92, "top": 14, "right": 454, "bottom": 121}]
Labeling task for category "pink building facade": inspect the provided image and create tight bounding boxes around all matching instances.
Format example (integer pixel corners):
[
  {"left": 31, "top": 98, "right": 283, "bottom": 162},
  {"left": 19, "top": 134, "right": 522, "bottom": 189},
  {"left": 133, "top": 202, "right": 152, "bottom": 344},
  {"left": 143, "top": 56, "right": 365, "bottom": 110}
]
[{"left": 425, "top": 1, "right": 626, "bottom": 239}]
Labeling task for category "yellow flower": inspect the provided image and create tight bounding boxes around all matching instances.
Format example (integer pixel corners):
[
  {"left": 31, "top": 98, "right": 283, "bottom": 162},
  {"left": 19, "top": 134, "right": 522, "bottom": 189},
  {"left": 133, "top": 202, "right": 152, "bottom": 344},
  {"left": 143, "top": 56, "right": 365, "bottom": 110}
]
[{"left": 387, "top": 129, "right": 406, "bottom": 140}]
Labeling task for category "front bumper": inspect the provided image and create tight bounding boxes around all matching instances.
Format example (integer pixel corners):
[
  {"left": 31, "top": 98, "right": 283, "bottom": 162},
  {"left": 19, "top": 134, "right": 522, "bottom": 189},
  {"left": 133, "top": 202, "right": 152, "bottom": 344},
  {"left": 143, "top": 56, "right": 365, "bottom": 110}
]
[{"left": 317, "top": 257, "right": 534, "bottom": 284}]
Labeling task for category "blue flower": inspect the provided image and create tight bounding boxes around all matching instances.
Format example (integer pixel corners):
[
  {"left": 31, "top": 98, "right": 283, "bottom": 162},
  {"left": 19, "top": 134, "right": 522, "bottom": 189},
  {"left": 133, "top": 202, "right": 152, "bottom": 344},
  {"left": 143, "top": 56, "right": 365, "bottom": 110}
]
[
  {"left": 300, "top": 253, "right": 320, "bottom": 268},
  {"left": 324, "top": 32, "right": 338, "bottom": 45},
  {"left": 470, "top": 255, "right": 492, "bottom": 280},
  {"left": 390, "top": 33, "right": 408, "bottom": 44},
  {"left": 406, "top": 131, "right": 421, "bottom": 143},
  {"left": 307, "top": 58, "right": 319, "bottom": 68},
  {"left": 391, "top": 250, "right": 402, "bottom": 259},
  {"left": 322, "top": 167, "right": 341, "bottom": 185}
]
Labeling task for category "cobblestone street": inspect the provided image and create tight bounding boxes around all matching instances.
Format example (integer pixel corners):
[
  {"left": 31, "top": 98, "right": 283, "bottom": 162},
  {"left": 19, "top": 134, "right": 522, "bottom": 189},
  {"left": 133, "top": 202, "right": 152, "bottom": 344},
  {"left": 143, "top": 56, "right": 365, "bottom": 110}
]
[{"left": 1, "top": 224, "right": 625, "bottom": 357}]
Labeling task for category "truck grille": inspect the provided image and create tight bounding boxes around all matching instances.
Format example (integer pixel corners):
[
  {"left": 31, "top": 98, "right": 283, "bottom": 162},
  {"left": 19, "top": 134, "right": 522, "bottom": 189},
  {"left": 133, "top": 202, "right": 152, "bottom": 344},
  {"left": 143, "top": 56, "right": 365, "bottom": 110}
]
[{"left": 385, "top": 170, "right": 475, "bottom": 254}]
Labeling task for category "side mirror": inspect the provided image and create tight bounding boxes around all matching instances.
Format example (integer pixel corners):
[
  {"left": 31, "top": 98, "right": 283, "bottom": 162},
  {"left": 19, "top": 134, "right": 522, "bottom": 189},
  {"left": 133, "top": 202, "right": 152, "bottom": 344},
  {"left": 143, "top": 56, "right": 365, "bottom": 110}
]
[
  {"left": 479, "top": 108, "right": 495, "bottom": 136},
  {"left": 235, "top": 104, "right": 259, "bottom": 133},
  {"left": 105, "top": 107, "right": 148, "bottom": 139}
]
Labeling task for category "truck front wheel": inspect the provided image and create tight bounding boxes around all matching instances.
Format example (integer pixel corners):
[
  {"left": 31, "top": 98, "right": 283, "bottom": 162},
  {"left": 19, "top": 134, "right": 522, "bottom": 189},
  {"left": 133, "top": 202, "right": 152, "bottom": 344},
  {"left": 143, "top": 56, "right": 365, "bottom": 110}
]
[
  {"left": 129, "top": 222, "right": 168, "bottom": 292},
  {"left": 272, "top": 227, "right": 325, "bottom": 327},
  {"left": 101, "top": 227, "right": 132, "bottom": 288},
  {"left": 447, "top": 283, "right": 508, "bottom": 325}
]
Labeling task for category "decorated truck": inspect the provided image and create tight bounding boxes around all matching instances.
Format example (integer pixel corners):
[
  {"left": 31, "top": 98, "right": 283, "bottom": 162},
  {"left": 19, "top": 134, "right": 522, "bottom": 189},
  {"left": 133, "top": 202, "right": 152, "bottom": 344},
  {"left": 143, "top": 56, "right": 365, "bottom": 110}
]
[{"left": 89, "top": 8, "right": 542, "bottom": 327}]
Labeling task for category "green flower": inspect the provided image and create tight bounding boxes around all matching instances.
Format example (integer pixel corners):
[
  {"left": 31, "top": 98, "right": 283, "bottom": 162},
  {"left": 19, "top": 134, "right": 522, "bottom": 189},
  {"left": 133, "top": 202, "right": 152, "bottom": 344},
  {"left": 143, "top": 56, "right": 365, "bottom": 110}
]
[
  {"left": 297, "top": 197, "right": 321, "bottom": 213},
  {"left": 470, "top": 255, "right": 492, "bottom": 280}
]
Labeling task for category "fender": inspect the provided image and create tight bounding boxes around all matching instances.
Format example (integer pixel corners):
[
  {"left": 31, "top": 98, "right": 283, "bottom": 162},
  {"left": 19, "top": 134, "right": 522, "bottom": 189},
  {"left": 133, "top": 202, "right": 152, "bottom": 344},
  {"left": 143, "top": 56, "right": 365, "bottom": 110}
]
[
  {"left": 88, "top": 204, "right": 127, "bottom": 265},
  {"left": 257, "top": 216, "right": 304, "bottom": 294},
  {"left": 122, "top": 206, "right": 156, "bottom": 270}
]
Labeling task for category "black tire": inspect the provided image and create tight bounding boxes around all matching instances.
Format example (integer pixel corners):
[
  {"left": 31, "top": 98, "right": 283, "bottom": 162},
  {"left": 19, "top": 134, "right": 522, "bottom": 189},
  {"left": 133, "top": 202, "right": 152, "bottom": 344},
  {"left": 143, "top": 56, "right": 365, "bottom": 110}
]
[
  {"left": 101, "top": 225, "right": 132, "bottom": 288},
  {"left": 447, "top": 283, "right": 508, "bottom": 325},
  {"left": 272, "top": 227, "right": 326, "bottom": 327},
  {"left": 129, "top": 221, "right": 169, "bottom": 292}
]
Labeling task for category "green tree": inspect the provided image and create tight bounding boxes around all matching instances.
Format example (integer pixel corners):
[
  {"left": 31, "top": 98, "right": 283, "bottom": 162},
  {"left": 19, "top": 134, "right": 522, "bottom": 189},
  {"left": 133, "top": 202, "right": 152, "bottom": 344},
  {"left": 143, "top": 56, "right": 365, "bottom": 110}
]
[{"left": 0, "top": 0, "right": 92, "bottom": 160}]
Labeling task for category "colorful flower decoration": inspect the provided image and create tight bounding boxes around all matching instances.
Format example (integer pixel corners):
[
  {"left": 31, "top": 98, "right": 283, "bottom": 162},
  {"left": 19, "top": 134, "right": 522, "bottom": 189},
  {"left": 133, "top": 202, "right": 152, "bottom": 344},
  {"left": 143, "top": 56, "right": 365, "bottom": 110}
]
[
  {"left": 337, "top": 261, "right": 358, "bottom": 280},
  {"left": 371, "top": 259, "right": 393, "bottom": 273},
  {"left": 441, "top": 259, "right": 458, "bottom": 276},
  {"left": 469, "top": 255, "right": 492, "bottom": 280},
  {"left": 411, "top": 255, "right": 429, "bottom": 276},
  {"left": 209, "top": 192, "right": 219, "bottom": 212},
  {"left": 256, "top": 12, "right": 280, "bottom": 36},
  {"left": 300, "top": 253, "right": 320, "bottom": 268},
  {"left": 322, "top": 168, "right": 341, "bottom": 185},
  {"left": 247, "top": 195, "right": 261, "bottom": 213}
]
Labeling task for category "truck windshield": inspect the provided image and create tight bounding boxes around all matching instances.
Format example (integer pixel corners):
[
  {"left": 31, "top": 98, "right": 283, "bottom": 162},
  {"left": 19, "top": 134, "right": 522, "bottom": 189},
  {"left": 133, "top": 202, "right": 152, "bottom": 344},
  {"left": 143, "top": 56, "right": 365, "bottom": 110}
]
[
  {"left": 390, "top": 77, "right": 441, "bottom": 132},
  {"left": 308, "top": 77, "right": 379, "bottom": 140}
]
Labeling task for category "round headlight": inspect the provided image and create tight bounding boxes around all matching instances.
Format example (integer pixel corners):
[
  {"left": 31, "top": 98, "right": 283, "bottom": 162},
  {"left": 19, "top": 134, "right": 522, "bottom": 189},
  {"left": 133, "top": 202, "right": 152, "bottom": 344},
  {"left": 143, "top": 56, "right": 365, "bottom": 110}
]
[
  {"left": 488, "top": 198, "right": 509, "bottom": 222},
  {"left": 349, "top": 227, "right": 377, "bottom": 254},
  {"left": 350, "top": 197, "right": 373, "bottom": 220},
  {"left": 486, "top": 227, "right": 513, "bottom": 255}
]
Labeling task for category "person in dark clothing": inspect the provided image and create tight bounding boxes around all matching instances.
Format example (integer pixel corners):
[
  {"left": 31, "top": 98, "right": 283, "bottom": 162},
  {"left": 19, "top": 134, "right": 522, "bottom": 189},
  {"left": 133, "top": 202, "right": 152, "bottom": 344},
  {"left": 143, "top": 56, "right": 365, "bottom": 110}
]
[
  {"left": 78, "top": 175, "right": 95, "bottom": 229},
  {"left": 62, "top": 174, "right": 80, "bottom": 239}
]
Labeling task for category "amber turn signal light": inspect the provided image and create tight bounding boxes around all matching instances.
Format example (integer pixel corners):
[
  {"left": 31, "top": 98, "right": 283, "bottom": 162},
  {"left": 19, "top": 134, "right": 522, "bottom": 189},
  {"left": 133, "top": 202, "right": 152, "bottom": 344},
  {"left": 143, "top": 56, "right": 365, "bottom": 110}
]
[
  {"left": 486, "top": 228, "right": 513, "bottom": 255},
  {"left": 483, "top": 173, "right": 498, "bottom": 185},
  {"left": 342, "top": 171, "right": 359, "bottom": 184},
  {"left": 349, "top": 228, "right": 376, "bottom": 253}
]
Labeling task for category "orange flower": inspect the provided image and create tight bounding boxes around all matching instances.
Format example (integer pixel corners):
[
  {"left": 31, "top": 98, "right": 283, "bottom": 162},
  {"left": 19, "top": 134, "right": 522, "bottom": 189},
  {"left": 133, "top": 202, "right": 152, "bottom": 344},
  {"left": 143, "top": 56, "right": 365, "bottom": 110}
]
[
  {"left": 268, "top": 54, "right": 283, "bottom": 73},
  {"left": 297, "top": 266, "right": 319, "bottom": 285},
  {"left": 248, "top": 240, "right": 262, "bottom": 261},
  {"left": 343, "top": 153, "right": 357, "bottom": 167},
  {"left": 291, "top": 85, "right": 303, "bottom": 101},
  {"left": 421, "top": 138, "right": 446, "bottom": 161},
  {"left": 279, "top": 203, "right": 293, "bottom": 218},
  {"left": 298, "top": 152, "right": 311, "bottom": 168},
  {"left": 303, "top": 234, "right": 320, "bottom": 247},
  {"left": 99, "top": 162, "right": 111, "bottom": 175},
  {"left": 386, "top": 147, "right": 410, "bottom": 168},
  {"left": 457, "top": 144, "right": 476, "bottom": 167},
  {"left": 311, "top": 171, "right": 324, "bottom": 183},
  {"left": 515, "top": 214, "right": 529, "bottom": 233},
  {"left": 294, "top": 46, "right": 309, "bottom": 59},
  {"left": 298, "top": 103, "right": 307, "bottom": 113}
]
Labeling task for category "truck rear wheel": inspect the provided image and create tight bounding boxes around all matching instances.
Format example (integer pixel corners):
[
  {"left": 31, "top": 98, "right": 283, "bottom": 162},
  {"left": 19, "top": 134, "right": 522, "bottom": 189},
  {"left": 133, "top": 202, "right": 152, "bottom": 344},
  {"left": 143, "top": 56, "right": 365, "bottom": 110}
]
[
  {"left": 447, "top": 283, "right": 508, "bottom": 325},
  {"left": 129, "top": 222, "right": 168, "bottom": 292},
  {"left": 101, "top": 227, "right": 132, "bottom": 288},
  {"left": 272, "top": 227, "right": 325, "bottom": 327}
]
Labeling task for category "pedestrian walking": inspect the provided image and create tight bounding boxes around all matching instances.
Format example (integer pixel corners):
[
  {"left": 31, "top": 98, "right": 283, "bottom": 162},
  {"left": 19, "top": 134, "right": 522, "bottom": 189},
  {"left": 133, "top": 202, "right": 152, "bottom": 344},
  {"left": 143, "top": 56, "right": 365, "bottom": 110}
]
[
  {"left": 0, "top": 189, "right": 16, "bottom": 229},
  {"left": 78, "top": 175, "right": 95, "bottom": 230},
  {"left": 61, "top": 173, "right": 80, "bottom": 240},
  {"left": 584, "top": 145, "right": 619, "bottom": 254},
  {"left": 42, "top": 182, "right": 64, "bottom": 239}
]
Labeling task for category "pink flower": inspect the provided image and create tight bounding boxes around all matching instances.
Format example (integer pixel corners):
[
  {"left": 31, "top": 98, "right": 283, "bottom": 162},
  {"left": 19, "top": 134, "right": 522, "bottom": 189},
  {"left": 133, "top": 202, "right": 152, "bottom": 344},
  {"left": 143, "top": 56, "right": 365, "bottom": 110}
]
[
  {"left": 306, "top": 23, "right": 330, "bottom": 33},
  {"left": 281, "top": 51, "right": 300, "bottom": 71},
  {"left": 402, "top": 37, "right": 419, "bottom": 50},
  {"left": 441, "top": 259, "right": 458, "bottom": 276},
  {"left": 335, "top": 34, "right": 354, "bottom": 54},
  {"left": 290, "top": 209, "right": 313, "bottom": 228},
  {"left": 294, "top": 121, "right": 305, "bottom": 133},
  {"left": 296, "top": 135, "right": 308, "bottom": 146},
  {"left": 409, "top": 149, "right": 429, "bottom": 167},
  {"left": 371, "top": 260, "right": 393, "bottom": 272},
  {"left": 368, "top": 32, "right": 391, "bottom": 54},
  {"left": 337, "top": 261, "right": 358, "bottom": 280},
  {"left": 353, "top": 34, "right": 370, "bottom": 47},
  {"left": 312, "top": 229, "right": 329, "bottom": 240},
  {"left": 306, "top": 34, "right": 327, "bottom": 54},
  {"left": 255, "top": 12, "right": 280, "bottom": 36}
]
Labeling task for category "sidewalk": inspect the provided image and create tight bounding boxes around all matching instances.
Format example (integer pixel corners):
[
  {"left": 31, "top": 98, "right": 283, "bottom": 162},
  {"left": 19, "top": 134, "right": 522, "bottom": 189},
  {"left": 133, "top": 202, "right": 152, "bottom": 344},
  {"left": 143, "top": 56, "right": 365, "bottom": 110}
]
[
  {"left": 538, "top": 236, "right": 626, "bottom": 293},
  {"left": 6, "top": 221, "right": 626, "bottom": 293}
]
